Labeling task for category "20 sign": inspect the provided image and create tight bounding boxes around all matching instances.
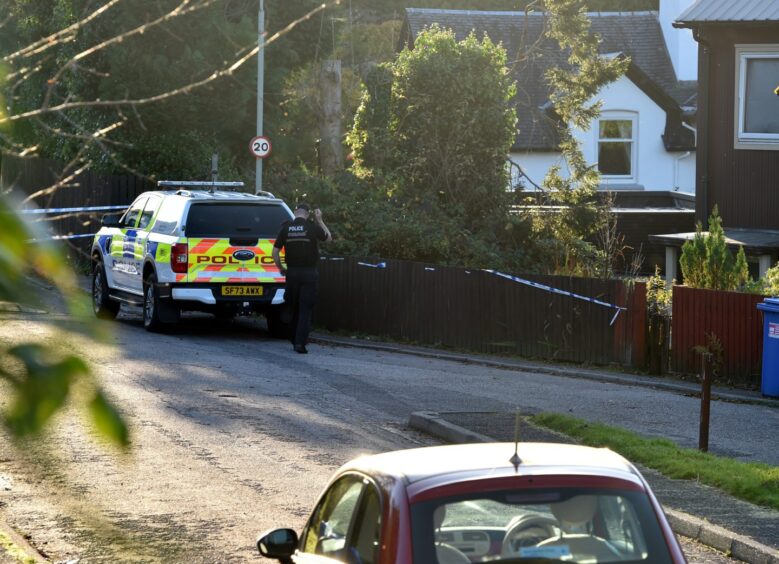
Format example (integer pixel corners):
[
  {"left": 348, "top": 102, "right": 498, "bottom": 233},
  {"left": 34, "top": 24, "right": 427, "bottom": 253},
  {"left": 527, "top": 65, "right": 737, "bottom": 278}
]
[{"left": 249, "top": 136, "right": 272, "bottom": 159}]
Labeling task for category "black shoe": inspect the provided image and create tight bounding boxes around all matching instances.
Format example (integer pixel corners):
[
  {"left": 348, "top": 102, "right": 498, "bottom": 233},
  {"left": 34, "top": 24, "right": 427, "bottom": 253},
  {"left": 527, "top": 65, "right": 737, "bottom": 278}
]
[{"left": 293, "top": 344, "right": 308, "bottom": 354}]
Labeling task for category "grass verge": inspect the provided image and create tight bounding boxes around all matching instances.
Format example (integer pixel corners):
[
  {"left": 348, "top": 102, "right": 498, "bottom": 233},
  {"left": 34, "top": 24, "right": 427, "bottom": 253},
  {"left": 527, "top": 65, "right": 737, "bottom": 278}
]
[{"left": 531, "top": 412, "right": 779, "bottom": 511}]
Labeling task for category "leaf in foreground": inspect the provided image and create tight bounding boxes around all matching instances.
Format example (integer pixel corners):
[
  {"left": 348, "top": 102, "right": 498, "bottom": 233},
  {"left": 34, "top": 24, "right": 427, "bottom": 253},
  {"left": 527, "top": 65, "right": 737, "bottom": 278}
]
[
  {"left": 89, "top": 390, "right": 130, "bottom": 448},
  {"left": 3, "top": 343, "right": 87, "bottom": 437}
]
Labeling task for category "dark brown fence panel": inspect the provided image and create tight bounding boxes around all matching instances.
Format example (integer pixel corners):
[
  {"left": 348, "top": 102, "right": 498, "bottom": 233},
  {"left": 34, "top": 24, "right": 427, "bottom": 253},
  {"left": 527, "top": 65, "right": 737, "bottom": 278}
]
[
  {"left": 1, "top": 154, "right": 150, "bottom": 255},
  {"left": 671, "top": 285, "right": 765, "bottom": 386},
  {"left": 317, "top": 257, "right": 646, "bottom": 367}
]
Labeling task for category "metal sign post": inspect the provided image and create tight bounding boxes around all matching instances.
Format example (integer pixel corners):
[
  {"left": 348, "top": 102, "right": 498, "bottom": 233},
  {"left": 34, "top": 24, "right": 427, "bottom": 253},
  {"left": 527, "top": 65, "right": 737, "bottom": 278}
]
[
  {"left": 255, "top": 0, "right": 265, "bottom": 195},
  {"left": 699, "top": 352, "right": 712, "bottom": 452}
]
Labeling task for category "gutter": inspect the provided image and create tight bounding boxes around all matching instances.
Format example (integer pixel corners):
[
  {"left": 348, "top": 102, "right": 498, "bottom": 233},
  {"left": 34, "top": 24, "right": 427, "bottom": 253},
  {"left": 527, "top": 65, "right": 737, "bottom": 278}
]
[{"left": 673, "top": 123, "right": 696, "bottom": 191}]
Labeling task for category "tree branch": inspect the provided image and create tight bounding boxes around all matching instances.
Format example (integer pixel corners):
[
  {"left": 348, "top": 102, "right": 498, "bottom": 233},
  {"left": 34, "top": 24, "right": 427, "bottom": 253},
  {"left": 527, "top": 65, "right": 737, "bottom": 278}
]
[
  {"left": 1, "top": 2, "right": 331, "bottom": 125},
  {"left": 3, "top": 0, "right": 124, "bottom": 63}
]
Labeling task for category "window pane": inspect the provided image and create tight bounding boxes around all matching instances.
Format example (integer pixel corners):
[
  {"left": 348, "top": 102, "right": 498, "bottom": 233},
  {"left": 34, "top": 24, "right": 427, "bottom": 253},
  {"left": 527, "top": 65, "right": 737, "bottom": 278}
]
[
  {"left": 412, "top": 489, "right": 672, "bottom": 563},
  {"left": 599, "top": 120, "right": 632, "bottom": 139},
  {"left": 138, "top": 197, "right": 160, "bottom": 230},
  {"left": 599, "top": 141, "right": 632, "bottom": 176},
  {"left": 120, "top": 198, "right": 146, "bottom": 228},
  {"left": 349, "top": 485, "right": 381, "bottom": 564},
  {"left": 185, "top": 203, "right": 291, "bottom": 238},
  {"left": 744, "top": 58, "right": 779, "bottom": 134},
  {"left": 302, "top": 478, "right": 364, "bottom": 557},
  {"left": 150, "top": 198, "right": 185, "bottom": 235}
]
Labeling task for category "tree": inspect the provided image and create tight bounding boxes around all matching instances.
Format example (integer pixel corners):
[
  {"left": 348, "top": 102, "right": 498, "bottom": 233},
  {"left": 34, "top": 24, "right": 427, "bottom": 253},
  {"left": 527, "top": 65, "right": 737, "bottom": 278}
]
[
  {"left": 350, "top": 25, "right": 517, "bottom": 226},
  {"left": 526, "top": 0, "right": 629, "bottom": 276},
  {"left": 679, "top": 206, "right": 750, "bottom": 291},
  {"left": 1, "top": 0, "right": 331, "bottom": 179}
]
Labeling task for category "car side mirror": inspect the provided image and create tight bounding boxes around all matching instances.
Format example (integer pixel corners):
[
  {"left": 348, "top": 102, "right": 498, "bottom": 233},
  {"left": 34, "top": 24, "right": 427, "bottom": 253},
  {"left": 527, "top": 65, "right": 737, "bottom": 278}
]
[
  {"left": 257, "top": 528, "right": 298, "bottom": 561},
  {"left": 101, "top": 213, "right": 121, "bottom": 227}
]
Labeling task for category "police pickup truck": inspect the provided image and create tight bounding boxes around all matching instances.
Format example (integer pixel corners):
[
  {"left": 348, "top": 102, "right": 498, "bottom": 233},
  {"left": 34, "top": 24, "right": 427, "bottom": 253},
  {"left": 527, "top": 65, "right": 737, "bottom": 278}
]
[{"left": 90, "top": 181, "right": 293, "bottom": 333}]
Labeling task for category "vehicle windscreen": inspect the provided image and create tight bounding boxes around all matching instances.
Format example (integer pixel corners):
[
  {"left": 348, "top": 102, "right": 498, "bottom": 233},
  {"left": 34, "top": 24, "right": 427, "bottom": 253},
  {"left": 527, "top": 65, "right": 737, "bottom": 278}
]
[
  {"left": 411, "top": 487, "right": 673, "bottom": 563},
  {"left": 185, "top": 203, "right": 291, "bottom": 238}
]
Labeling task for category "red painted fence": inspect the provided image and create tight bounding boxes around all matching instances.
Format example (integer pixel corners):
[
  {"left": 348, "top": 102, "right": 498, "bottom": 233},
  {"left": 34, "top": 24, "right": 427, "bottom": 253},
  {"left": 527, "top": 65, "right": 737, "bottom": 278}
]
[{"left": 671, "top": 285, "right": 766, "bottom": 386}]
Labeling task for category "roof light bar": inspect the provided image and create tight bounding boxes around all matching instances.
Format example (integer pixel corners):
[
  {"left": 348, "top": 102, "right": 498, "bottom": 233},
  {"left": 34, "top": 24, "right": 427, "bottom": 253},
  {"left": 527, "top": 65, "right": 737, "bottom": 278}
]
[{"left": 157, "top": 181, "right": 245, "bottom": 187}]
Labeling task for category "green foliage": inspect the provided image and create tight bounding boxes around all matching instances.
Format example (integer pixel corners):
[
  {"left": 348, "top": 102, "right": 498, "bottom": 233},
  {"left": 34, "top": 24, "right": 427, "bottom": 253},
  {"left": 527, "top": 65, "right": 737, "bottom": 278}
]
[
  {"left": 533, "top": 412, "right": 779, "bottom": 510},
  {"left": 0, "top": 193, "right": 129, "bottom": 448},
  {"left": 2, "top": 344, "right": 86, "bottom": 437},
  {"left": 269, "top": 169, "right": 526, "bottom": 269},
  {"left": 527, "top": 0, "right": 629, "bottom": 276},
  {"left": 350, "top": 25, "right": 517, "bottom": 227},
  {"left": 348, "top": 64, "right": 395, "bottom": 178},
  {"left": 339, "top": 1, "right": 629, "bottom": 275},
  {"left": 679, "top": 206, "right": 750, "bottom": 291},
  {"left": 646, "top": 266, "right": 672, "bottom": 317},
  {"left": 760, "top": 263, "right": 779, "bottom": 296},
  {"left": 280, "top": 20, "right": 402, "bottom": 171}
]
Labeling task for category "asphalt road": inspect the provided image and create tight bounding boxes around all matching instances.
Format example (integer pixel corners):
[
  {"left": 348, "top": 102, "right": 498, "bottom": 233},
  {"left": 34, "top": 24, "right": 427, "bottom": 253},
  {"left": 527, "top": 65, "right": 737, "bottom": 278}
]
[{"left": 0, "top": 302, "right": 747, "bottom": 562}]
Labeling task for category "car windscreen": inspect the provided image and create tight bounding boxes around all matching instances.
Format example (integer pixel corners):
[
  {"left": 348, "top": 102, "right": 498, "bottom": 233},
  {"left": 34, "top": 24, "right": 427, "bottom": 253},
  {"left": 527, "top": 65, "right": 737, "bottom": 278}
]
[
  {"left": 185, "top": 203, "right": 291, "bottom": 238},
  {"left": 411, "top": 487, "right": 673, "bottom": 563}
]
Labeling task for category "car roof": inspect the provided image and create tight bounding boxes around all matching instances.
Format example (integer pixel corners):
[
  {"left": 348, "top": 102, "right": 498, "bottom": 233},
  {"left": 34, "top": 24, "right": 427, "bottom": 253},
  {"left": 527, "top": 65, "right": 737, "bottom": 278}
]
[
  {"left": 137, "top": 190, "right": 286, "bottom": 204},
  {"left": 344, "top": 443, "right": 642, "bottom": 488}
]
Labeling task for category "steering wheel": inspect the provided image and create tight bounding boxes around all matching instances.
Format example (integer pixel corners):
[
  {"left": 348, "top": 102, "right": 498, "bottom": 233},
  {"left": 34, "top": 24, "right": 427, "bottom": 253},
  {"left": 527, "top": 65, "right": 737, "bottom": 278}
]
[{"left": 501, "top": 514, "right": 561, "bottom": 557}]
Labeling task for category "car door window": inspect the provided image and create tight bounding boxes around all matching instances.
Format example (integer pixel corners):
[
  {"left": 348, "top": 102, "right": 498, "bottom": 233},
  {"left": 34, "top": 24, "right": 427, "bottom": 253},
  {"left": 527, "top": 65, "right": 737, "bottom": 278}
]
[
  {"left": 302, "top": 477, "right": 364, "bottom": 558},
  {"left": 138, "top": 196, "right": 161, "bottom": 230},
  {"left": 120, "top": 198, "right": 147, "bottom": 228},
  {"left": 347, "top": 482, "right": 382, "bottom": 564}
]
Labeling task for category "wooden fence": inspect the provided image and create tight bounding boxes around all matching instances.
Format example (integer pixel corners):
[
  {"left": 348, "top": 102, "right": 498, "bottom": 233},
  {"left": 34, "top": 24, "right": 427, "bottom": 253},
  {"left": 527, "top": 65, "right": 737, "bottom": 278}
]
[
  {"left": 317, "top": 257, "right": 647, "bottom": 367},
  {"left": 1, "top": 153, "right": 150, "bottom": 254},
  {"left": 671, "top": 285, "right": 766, "bottom": 386}
]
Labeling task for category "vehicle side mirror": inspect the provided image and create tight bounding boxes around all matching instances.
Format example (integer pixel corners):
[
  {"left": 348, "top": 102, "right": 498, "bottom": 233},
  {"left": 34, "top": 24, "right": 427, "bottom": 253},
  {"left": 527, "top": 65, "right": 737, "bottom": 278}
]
[
  {"left": 101, "top": 213, "right": 121, "bottom": 227},
  {"left": 257, "top": 528, "right": 298, "bottom": 561}
]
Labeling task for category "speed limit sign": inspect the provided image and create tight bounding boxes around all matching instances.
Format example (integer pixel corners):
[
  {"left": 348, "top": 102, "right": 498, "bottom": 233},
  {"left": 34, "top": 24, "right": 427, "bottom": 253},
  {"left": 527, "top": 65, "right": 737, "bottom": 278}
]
[{"left": 249, "top": 136, "right": 272, "bottom": 159}]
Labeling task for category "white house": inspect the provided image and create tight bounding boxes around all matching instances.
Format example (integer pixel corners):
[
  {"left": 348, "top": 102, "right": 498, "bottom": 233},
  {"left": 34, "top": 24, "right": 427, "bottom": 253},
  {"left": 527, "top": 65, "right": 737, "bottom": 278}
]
[{"left": 401, "top": 0, "right": 699, "bottom": 194}]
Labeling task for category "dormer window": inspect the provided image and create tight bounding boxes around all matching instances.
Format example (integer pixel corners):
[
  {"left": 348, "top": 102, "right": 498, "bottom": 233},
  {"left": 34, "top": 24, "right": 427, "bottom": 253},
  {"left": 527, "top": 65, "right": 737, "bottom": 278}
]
[
  {"left": 735, "top": 45, "right": 779, "bottom": 150},
  {"left": 597, "top": 112, "right": 637, "bottom": 183}
]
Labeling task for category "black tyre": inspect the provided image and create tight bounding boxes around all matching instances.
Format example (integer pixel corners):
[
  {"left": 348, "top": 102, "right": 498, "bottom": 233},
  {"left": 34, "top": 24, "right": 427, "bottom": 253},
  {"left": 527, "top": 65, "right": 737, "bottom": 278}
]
[
  {"left": 266, "top": 305, "right": 292, "bottom": 339},
  {"left": 92, "top": 261, "right": 120, "bottom": 320},
  {"left": 143, "top": 273, "right": 166, "bottom": 332}
]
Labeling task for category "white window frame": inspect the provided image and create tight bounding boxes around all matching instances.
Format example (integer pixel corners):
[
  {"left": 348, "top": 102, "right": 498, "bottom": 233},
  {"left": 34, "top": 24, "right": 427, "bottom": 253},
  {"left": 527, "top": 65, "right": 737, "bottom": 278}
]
[
  {"left": 597, "top": 112, "right": 638, "bottom": 184},
  {"left": 734, "top": 44, "right": 779, "bottom": 150}
]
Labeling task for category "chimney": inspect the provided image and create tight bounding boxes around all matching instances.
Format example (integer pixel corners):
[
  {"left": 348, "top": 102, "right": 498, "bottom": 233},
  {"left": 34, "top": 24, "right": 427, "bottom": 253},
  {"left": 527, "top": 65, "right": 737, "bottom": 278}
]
[{"left": 659, "top": 0, "right": 698, "bottom": 81}]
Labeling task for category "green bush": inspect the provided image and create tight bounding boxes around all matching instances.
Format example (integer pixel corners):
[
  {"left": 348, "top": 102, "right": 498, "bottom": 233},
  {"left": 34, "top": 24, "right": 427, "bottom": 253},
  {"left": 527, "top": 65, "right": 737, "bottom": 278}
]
[
  {"left": 268, "top": 169, "right": 529, "bottom": 269},
  {"left": 349, "top": 25, "right": 517, "bottom": 228},
  {"left": 679, "top": 206, "right": 750, "bottom": 291}
]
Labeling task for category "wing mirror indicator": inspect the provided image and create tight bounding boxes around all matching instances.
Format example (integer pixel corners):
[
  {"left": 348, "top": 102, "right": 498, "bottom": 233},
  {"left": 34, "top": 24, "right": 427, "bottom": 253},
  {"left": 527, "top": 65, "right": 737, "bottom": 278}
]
[{"left": 257, "top": 528, "right": 298, "bottom": 561}]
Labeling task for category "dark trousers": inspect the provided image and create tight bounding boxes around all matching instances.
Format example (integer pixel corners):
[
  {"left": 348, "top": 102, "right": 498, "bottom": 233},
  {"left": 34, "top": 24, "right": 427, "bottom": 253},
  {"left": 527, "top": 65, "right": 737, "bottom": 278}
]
[{"left": 285, "top": 267, "right": 318, "bottom": 346}]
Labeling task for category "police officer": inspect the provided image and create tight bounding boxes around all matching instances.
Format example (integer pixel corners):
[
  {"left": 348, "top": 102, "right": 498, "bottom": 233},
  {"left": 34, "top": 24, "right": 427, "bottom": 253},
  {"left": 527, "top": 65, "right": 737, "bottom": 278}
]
[{"left": 272, "top": 203, "right": 332, "bottom": 353}]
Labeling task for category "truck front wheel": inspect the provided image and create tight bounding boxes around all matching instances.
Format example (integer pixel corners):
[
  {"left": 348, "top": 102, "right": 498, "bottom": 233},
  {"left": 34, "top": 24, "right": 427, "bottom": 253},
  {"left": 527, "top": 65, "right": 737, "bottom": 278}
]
[{"left": 92, "top": 261, "right": 120, "bottom": 320}]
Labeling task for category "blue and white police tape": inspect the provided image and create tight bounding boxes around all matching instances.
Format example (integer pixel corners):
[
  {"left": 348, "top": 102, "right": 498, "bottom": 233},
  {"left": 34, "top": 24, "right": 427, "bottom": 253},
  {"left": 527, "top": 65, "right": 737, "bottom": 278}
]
[
  {"left": 16, "top": 204, "right": 127, "bottom": 215},
  {"left": 483, "top": 269, "right": 626, "bottom": 326},
  {"left": 27, "top": 233, "right": 97, "bottom": 242},
  {"left": 357, "top": 261, "right": 386, "bottom": 269}
]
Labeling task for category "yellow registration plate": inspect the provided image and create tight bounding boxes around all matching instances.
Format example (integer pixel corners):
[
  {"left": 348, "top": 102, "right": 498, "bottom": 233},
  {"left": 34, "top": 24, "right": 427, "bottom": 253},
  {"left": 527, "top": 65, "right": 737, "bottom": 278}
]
[{"left": 221, "top": 286, "right": 263, "bottom": 296}]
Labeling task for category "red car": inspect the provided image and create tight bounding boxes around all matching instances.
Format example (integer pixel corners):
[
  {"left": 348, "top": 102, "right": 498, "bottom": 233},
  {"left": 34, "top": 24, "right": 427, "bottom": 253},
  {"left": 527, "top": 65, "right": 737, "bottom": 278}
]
[{"left": 257, "top": 442, "right": 687, "bottom": 563}]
